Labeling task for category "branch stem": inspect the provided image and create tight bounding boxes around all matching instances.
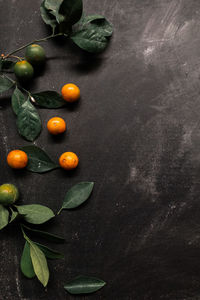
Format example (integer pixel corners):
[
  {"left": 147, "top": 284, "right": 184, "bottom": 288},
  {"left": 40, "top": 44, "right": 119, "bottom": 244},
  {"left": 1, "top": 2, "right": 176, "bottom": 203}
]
[{"left": 4, "top": 33, "right": 64, "bottom": 59}]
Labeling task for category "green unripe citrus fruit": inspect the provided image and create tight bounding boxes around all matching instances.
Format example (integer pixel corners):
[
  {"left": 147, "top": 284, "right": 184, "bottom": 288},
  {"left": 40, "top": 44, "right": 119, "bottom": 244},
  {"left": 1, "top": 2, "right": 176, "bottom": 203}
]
[
  {"left": 25, "top": 44, "right": 46, "bottom": 66},
  {"left": 14, "top": 60, "right": 34, "bottom": 82},
  {"left": 0, "top": 183, "right": 19, "bottom": 206}
]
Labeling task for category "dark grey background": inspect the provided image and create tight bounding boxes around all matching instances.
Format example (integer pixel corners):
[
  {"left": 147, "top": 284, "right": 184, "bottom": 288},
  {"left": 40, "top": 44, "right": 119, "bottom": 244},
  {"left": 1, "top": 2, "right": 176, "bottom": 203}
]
[{"left": 1, "top": 0, "right": 200, "bottom": 299}]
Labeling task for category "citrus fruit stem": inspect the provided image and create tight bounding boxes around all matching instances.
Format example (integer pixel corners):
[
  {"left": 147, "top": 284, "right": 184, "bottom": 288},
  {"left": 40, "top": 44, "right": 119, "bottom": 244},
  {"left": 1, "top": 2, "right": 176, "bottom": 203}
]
[{"left": 4, "top": 33, "right": 65, "bottom": 59}]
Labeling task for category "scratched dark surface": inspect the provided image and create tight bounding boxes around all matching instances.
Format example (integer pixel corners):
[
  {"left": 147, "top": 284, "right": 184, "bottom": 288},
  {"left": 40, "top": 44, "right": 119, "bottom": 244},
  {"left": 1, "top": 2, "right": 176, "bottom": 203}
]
[{"left": 1, "top": 0, "right": 200, "bottom": 299}]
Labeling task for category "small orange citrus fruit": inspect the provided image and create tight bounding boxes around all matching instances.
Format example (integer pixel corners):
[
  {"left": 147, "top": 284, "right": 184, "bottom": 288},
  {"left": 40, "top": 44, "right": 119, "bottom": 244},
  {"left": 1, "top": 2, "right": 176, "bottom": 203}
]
[
  {"left": 7, "top": 150, "right": 28, "bottom": 169},
  {"left": 61, "top": 83, "right": 80, "bottom": 102},
  {"left": 47, "top": 117, "right": 66, "bottom": 135},
  {"left": 59, "top": 152, "right": 79, "bottom": 170}
]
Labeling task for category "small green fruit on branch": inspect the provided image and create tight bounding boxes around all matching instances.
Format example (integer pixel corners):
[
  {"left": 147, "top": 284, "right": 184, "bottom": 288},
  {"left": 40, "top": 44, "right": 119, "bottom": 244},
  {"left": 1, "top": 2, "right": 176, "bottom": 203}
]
[{"left": 3, "top": 0, "right": 113, "bottom": 59}]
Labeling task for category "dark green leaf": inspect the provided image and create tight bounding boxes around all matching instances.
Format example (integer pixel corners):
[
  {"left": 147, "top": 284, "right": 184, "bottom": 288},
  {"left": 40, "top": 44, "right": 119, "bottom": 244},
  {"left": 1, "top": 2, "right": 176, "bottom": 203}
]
[
  {"left": 64, "top": 275, "right": 106, "bottom": 294},
  {"left": 0, "top": 75, "right": 14, "bottom": 93},
  {"left": 40, "top": 0, "right": 57, "bottom": 32},
  {"left": 88, "top": 18, "right": 113, "bottom": 37},
  {"left": 11, "top": 86, "right": 26, "bottom": 115},
  {"left": 0, "top": 60, "right": 15, "bottom": 71},
  {"left": 9, "top": 207, "right": 18, "bottom": 223},
  {"left": 59, "top": 0, "right": 83, "bottom": 25},
  {"left": 71, "top": 29, "right": 108, "bottom": 53},
  {"left": 0, "top": 205, "right": 9, "bottom": 230},
  {"left": 78, "top": 15, "right": 113, "bottom": 37},
  {"left": 44, "top": 0, "right": 63, "bottom": 23},
  {"left": 22, "top": 224, "right": 65, "bottom": 243},
  {"left": 22, "top": 230, "right": 49, "bottom": 287},
  {"left": 32, "top": 91, "right": 66, "bottom": 108},
  {"left": 59, "top": 182, "right": 94, "bottom": 212},
  {"left": 44, "top": 0, "right": 62, "bottom": 12},
  {"left": 20, "top": 242, "right": 35, "bottom": 278},
  {"left": 21, "top": 145, "right": 58, "bottom": 173},
  {"left": 77, "top": 14, "right": 104, "bottom": 25},
  {"left": 35, "top": 242, "right": 64, "bottom": 259},
  {"left": 16, "top": 204, "right": 55, "bottom": 225},
  {"left": 16, "top": 99, "right": 42, "bottom": 142}
]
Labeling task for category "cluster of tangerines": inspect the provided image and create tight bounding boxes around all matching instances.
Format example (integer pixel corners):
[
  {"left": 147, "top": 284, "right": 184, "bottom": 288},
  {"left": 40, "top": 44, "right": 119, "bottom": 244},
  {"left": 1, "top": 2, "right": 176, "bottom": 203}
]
[{"left": 6, "top": 45, "right": 80, "bottom": 171}]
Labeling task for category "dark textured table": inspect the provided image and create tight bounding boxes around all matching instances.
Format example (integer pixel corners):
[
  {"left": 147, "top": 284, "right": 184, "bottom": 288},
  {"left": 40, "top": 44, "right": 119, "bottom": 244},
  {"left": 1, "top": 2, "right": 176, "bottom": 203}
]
[{"left": 1, "top": 0, "right": 200, "bottom": 299}]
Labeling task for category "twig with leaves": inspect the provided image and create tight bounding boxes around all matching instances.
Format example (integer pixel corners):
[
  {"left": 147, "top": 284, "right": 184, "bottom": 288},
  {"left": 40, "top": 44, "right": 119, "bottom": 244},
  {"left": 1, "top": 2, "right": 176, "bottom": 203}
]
[
  {"left": 1, "top": 181, "right": 105, "bottom": 294},
  {"left": 0, "top": 0, "right": 113, "bottom": 142}
]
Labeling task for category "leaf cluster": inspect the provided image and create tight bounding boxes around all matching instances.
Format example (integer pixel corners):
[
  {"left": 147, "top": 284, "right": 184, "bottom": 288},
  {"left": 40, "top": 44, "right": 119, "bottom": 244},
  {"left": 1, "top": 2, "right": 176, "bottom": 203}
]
[
  {"left": 41, "top": 0, "right": 113, "bottom": 53},
  {"left": 0, "top": 76, "right": 67, "bottom": 141},
  {"left": 0, "top": 181, "right": 97, "bottom": 290}
]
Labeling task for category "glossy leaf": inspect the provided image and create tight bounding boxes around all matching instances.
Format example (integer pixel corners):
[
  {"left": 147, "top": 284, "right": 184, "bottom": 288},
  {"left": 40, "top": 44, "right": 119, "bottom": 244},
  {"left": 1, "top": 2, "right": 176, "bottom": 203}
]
[
  {"left": 32, "top": 91, "right": 66, "bottom": 108},
  {"left": 58, "top": 0, "right": 83, "bottom": 25},
  {"left": 71, "top": 29, "right": 108, "bottom": 53},
  {"left": 20, "top": 242, "right": 35, "bottom": 278},
  {"left": 59, "top": 182, "right": 94, "bottom": 212},
  {"left": 11, "top": 86, "right": 26, "bottom": 115},
  {"left": 78, "top": 14, "right": 105, "bottom": 25},
  {"left": 35, "top": 242, "right": 64, "bottom": 259},
  {"left": 9, "top": 207, "right": 18, "bottom": 223},
  {"left": 88, "top": 18, "right": 113, "bottom": 37},
  {"left": 0, "top": 75, "right": 14, "bottom": 93},
  {"left": 16, "top": 99, "right": 42, "bottom": 142},
  {"left": 64, "top": 275, "right": 106, "bottom": 294},
  {"left": 16, "top": 204, "right": 55, "bottom": 225},
  {"left": 40, "top": 0, "right": 57, "bottom": 32},
  {"left": 21, "top": 145, "right": 58, "bottom": 173},
  {"left": 22, "top": 224, "right": 65, "bottom": 243},
  {"left": 79, "top": 15, "right": 113, "bottom": 37},
  {"left": 0, "top": 205, "right": 9, "bottom": 230}
]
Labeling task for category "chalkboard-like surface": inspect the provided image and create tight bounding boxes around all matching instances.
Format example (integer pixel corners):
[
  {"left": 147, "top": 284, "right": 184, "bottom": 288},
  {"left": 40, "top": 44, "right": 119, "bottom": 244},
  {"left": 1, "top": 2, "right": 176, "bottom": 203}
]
[{"left": 1, "top": 0, "right": 200, "bottom": 299}]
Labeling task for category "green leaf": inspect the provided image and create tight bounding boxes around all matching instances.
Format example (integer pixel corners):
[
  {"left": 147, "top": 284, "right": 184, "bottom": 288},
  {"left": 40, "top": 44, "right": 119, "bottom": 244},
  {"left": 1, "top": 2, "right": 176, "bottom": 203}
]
[
  {"left": 9, "top": 207, "right": 18, "bottom": 223},
  {"left": 22, "top": 230, "right": 49, "bottom": 287},
  {"left": 21, "top": 145, "right": 58, "bottom": 173},
  {"left": 58, "top": 0, "right": 83, "bottom": 25},
  {"left": 59, "top": 182, "right": 94, "bottom": 212},
  {"left": 0, "top": 205, "right": 9, "bottom": 230},
  {"left": 64, "top": 275, "right": 106, "bottom": 294},
  {"left": 16, "top": 99, "right": 42, "bottom": 142},
  {"left": 11, "top": 86, "right": 26, "bottom": 115},
  {"left": 22, "top": 224, "right": 65, "bottom": 243},
  {"left": 16, "top": 204, "right": 55, "bottom": 225},
  {"left": 88, "top": 18, "right": 113, "bottom": 37},
  {"left": 20, "top": 241, "right": 35, "bottom": 278},
  {"left": 77, "top": 14, "right": 104, "bottom": 25},
  {"left": 0, "top": 75, "right": 14, "bottom": 93},
  {"left": 44, "top": 0, "right": 63, "bottom": 23},
  {"left": 78, "top": 15, "right": 113, "bottom": 37},
  {"left": 71, "top": 29, "right": 108, "bottom": 53},
  {"left": 35, "top": 242, "right": 64, "bottom": 259},
  {"left": 40, "top": 0, "right": 57, "bottom": 32},
  {"left": 30, "top": 242, "right": 49, "bottom": 287},
  {"left": 0, "top": 60, "right": 15, "bottom": 71},
  {"left": 32, "top": 91, "right": 66, "bottom": 108},
  {"left": 44, "top": 0, "right": 62, "bottom": 12}
]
